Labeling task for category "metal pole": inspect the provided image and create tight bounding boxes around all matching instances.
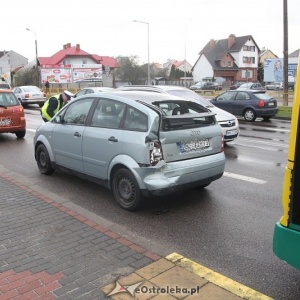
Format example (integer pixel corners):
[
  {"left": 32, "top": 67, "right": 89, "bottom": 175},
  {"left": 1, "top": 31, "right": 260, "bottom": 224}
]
[
  {"left": 26, "top": 28, "right": 39, "bottom": 87},
  {"left": 184, "top": 24, "right": 187, "bottom": 87},
  {"left": 283, "top": 0, "right": 289, "bottom": 106},
  {"left": 147, "top": 23, "right": 150, "bottom": 85},
  {"left": 133, "top": 20, "right": 150, "bottom": 85}
]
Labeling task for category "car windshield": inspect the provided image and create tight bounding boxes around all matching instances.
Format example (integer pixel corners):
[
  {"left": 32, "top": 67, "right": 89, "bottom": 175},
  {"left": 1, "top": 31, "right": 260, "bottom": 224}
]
[
  {"left": 166, "top": 89, "right": 215, "bottom": 108},
  {"left": 22, "top": 86, "right": 40, "bottom": 92},
  {"left": 0, "top": 92, "right": 20, "bottom": 106}
]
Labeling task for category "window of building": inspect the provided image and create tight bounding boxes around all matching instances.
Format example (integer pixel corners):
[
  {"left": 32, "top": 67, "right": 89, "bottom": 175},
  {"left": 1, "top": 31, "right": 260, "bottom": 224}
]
[
  {"left": 242, "top": 70, "right": 253, "bottom": 79},
  {"left": 227, "top": 61, "right": 232, "bottom": 67},
  {"left": 243, "top": 45, "right": 255, "bottom": 52}
]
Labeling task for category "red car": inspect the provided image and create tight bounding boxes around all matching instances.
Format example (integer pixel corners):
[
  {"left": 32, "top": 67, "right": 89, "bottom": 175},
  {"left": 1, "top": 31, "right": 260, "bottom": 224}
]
[{"left": 0, "top": 89, "right": 26, "bottom": 138}]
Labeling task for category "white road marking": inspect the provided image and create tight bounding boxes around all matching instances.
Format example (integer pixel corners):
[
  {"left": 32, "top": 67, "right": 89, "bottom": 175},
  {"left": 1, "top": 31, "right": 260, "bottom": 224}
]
[{"left": 224, "top": 172, "right": 267, "bottom": 184}]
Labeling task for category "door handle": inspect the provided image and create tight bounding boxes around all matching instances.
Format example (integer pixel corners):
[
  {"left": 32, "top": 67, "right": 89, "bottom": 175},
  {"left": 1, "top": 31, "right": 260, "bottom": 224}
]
[
  {"left": 74, "top": 132, "right": 81, "bottom": 137},
  {"left": 108, "top": 136, "right": 118, "bottom": 142}
]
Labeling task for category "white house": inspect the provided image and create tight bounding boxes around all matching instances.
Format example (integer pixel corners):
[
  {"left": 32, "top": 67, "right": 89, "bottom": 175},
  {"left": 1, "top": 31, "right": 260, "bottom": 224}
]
[{"left": 192, "top": 34, "right": 260, "bottom": 86}]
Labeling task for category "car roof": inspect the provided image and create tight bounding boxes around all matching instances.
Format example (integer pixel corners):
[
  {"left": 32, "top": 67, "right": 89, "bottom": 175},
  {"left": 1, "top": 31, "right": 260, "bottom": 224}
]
[
  {"left": 0, "top": 88, "right": 13, "bottom": 93},
  {"left": 223, "top": 90, "right": 266, "bottom": 94},
  {"left": 110, "top": 90, "right": 190, "bottom": 103},
  {"left": 81, "top": 87, "right": 114, "bottom": 90},
  {"left": 117, "top": 85, "right": 190, "bottom": 92}
]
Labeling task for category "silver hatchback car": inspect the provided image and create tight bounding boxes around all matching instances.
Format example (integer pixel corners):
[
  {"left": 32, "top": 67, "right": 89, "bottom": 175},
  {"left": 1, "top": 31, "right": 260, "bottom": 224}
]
[{"left": 34, "top": 91, "right": 225, "bottom": 211}]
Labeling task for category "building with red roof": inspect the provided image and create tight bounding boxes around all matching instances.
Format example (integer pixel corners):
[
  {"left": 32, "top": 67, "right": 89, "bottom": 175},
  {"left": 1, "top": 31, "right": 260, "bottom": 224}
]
[{"left": 38, "top": 43, "right": 119, "bottom": 85}]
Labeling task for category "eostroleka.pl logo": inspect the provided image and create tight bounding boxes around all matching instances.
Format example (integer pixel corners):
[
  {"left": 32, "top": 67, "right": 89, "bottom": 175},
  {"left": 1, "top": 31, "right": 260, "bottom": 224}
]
[
  {"left": 106, "top": 281, "right": 144, "bottom": 297},
  {"left": 106, "top": 280, "right": 202, "bottom": 298}
]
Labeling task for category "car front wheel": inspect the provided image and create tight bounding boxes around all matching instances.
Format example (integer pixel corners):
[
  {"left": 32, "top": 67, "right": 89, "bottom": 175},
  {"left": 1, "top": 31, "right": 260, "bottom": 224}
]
[
  {"left": 112, "top": 168, "right": 143, "bottom": 211},
  {"left": 36, "top": 144, "right": 55, "bottom": 175},
  {"left": 243, "top": 109, "right": 256, "bottom": 122}
]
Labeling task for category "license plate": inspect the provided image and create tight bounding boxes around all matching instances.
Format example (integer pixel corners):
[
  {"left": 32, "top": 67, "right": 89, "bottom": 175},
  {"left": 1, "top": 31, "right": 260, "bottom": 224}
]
[
  {"left": 177, "top": 139, "right": 210, "bottom": 153},
  {"left": 226, "top": 129, "right": 237, "bottom": 136},
  {"left": 268, "top": 102, "right": 275, "bottom": 106},
  {"left": 0, "top": 118, "right": 12, "bottom": 126}
]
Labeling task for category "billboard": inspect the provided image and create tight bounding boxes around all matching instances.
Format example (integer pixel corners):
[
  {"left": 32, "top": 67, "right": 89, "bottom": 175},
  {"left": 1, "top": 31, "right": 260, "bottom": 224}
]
[
  {"left": 40, "top": 64, "right": 102, "bottom": 84},
  {"left": 264, "top": 58, "right": 297, "bottom": 82},
  {"left": 41, "top": 67, "right": 72, "bottom": 84}
]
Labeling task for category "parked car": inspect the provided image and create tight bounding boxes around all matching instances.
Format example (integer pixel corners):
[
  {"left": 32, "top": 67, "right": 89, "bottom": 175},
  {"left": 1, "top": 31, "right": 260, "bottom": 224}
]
[
  {"left": 0, "top": 89, "right": 26, "bottom": 138},
  {"left": 265, "top": 82, "right": 283, "bottom": 90},
  {"left": 116, "top": 85, "right": 239, "bottom": 142},
  {"left": 210, "top": 90, "right": 278, "bottom": 122},
  {"left": 34, "top": 91, "right": 225, "bottom": 211},
  {"left": 200, "top": 82, "right": 222, "bottom": 91},
  {"left": 229, "top": 82, "right": 243, "bottom": 90},
  {"left": 0, "top": 83, "right": 12, "bottom": 89},
  {"left": 190, "top": 82, "right": 204, "bottom": 90},
  {"left": 12, "top": 85, "right": 46, "bottom": 107},
  {"left": 72, "top": 87, "right": 115, "bottom": 99},
  {"left": 236, "top": 82, "right": 264, "bottom": 91},
  {"left": 288, "top": 82, "right": 295, "bottom": 91}
]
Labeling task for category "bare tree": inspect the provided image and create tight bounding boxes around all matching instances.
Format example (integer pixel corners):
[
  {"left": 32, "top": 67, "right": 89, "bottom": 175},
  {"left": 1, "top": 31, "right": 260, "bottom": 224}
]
[
  {"left": 114, "top": 55, "right": 149, "bottom": 84},
  {"left": 14, "top": 66, "right": 38, "bottom": 86}
]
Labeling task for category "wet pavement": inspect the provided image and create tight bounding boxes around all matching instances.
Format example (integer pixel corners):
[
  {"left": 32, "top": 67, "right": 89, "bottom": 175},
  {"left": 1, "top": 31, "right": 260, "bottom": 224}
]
[{"left": 0, "top": 164, "right": 273, "bottom": 299}]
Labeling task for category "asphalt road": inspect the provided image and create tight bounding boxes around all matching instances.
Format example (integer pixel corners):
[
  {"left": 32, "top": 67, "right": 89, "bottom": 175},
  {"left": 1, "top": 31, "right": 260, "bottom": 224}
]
[{"left": 1, "top": 107, "right": 299, "bottom": 300}]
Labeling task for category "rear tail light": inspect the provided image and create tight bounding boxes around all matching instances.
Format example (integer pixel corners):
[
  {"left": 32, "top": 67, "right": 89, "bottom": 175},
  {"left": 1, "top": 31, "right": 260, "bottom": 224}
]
[
  {"left": 12, "top": 107, "right": 24, "bottom": 113},
  {"left": 150, "top": 141, "right": 163, "bottom": 166},
  {"left": 258, "top": 100, "right": 265, "bottom": 108}
]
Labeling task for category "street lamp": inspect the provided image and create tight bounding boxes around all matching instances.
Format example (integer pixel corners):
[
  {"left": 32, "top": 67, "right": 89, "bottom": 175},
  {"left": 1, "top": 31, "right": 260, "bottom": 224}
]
[
  {"left": 133, "top": 20, "right": 150, "bottom": 85},
  {"left": 26, "top": 28, "right": 39, "bottom": 86}
]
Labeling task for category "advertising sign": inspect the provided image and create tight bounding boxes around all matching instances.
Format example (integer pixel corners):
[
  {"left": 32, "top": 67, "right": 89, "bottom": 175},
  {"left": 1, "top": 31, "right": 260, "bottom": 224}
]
[
  {"left": 41, "top": 67, "right": 72, "bottom": 84},
  {"left": 40, "top": 64, "right": 103, "bottom": 83},
  {"left": 264, "top": 58, "right": 298, "bottom": 82},
  {"left": 73, "top": 64, "right": 102, "bottom": 82}
]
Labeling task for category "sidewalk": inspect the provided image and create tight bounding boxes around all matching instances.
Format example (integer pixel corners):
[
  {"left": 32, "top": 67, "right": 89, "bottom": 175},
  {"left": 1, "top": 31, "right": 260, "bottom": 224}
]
[{"left": 0, "top": 165, "right": 273, "bottom": 300}]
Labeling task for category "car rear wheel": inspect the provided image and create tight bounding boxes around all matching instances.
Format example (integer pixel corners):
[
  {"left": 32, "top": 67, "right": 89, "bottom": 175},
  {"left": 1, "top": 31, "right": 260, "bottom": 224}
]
[
  {"left": 15, "top": 130, "right": 26, "bottom": 139},
  {"left": 36, "top": 144, "right": 55, "bottom": 175},
  {"left": 112, "top": 168, "right": 143, "bottom": 211},
  {"left": 243, "top": 109, "right": 256, "bottom": 122}
]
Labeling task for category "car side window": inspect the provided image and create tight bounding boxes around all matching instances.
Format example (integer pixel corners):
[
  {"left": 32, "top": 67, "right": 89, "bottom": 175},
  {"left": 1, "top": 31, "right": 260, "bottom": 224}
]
[
  {"left": 75, "top": 90, "right": 86, "bottom": 97},
  {"left": 63, "top": 98, "right": 94, "bottom": 125},
  {"left": 124, "top": 106, "right": 148, "bottom": 132},
  {"left": 91, "top": 99, "right": 125, "bottom": 129},
  {"left": 236, "top": 92, "right": 249, "bottom": 100},
  {"left": 217, "top": 92, "right": 236, "bottom": 101}
]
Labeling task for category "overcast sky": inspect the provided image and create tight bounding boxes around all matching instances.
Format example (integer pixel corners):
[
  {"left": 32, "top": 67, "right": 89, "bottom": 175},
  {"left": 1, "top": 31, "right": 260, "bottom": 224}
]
[{"left": 2, "top": 0, "right": 299, "bottom": 66}]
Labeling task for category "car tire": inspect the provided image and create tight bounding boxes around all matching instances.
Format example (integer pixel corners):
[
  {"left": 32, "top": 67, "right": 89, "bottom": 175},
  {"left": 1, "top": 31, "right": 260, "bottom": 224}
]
[
  {"left": 243, "top": 109, "right": 256, "bottom": 122},
  {"left": 36, "top": 144, "right": 55, "bottom": 175},
  {"left": 15, "top": 130, "right": 26, "bottom": 139},
  {"left": 112, "top": 168, "right": 143, "bottom": 211}
]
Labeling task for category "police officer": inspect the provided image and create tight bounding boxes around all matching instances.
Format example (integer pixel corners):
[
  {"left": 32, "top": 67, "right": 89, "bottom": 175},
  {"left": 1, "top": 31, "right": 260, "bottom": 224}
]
[{"left": 41, "top": 90, "right": 73, "bottom": 122}]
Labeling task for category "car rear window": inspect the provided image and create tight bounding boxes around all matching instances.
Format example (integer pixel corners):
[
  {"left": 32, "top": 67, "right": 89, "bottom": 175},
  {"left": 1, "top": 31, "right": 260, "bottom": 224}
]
[
  {"left": 253, "top": 92, "right": 273, "bottom": 100},
  {"left": 0, "top": 92, "right": 20, "bottom": 106},
  {"left": 152, "top": 100, "right": 215, "bottom": 131}
]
